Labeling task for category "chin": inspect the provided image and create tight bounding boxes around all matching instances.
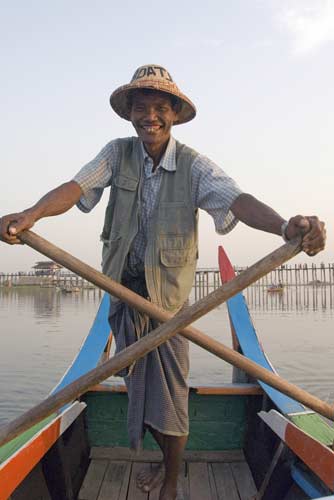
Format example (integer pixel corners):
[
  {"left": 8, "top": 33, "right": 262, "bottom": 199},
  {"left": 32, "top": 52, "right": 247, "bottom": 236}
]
[{"left": 140, "top": 134, "right": 164, "bottom": 145}]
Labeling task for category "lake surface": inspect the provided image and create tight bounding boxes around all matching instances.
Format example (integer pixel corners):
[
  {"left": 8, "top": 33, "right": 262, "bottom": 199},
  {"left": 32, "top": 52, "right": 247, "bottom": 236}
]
[{"left": 0, "top": 285, "right": 333, "bottom": 424}]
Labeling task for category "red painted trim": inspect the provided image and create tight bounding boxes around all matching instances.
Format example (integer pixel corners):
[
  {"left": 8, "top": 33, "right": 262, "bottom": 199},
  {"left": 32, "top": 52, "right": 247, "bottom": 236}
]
[
  {"left": 0, "top": 419, "right": 60, "bottom": 500},
  {"left": 218, "top": 246, "right": 241, "bottom": 352},
  {"left": 286, "top": 422, "right": 334, "bottom": 490}
]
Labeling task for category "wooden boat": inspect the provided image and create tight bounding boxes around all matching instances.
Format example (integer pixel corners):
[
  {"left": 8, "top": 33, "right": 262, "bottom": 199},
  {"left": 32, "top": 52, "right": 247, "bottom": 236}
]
[
  {"left": 1, "top": 245, "right": 334, "bottom": 500},
  {"left": 267, "top": 284, "right": 284, "bottom": 293},
  {"left": 61, "top": 285, "right": 81, "bottom": 293}
]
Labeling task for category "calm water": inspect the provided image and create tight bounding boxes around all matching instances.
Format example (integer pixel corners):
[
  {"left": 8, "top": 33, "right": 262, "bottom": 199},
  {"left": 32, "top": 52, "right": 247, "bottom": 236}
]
[{"left": 0, "top": 286, "right": 333, "bottom": 424}]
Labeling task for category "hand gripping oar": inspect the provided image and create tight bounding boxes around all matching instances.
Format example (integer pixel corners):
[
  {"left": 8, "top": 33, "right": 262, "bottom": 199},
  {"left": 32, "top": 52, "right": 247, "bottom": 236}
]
[{"left": 0, "top": 230, "right": 333, "bottom": 448}]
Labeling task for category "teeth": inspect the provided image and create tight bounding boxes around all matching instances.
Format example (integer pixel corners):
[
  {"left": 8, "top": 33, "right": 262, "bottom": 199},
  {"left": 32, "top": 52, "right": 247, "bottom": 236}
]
[{"left": 143, "top": 126, "right": 160, "bottom": 132}]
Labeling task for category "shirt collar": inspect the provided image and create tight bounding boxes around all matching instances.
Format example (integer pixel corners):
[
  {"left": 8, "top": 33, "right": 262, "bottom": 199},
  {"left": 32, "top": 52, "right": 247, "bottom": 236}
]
[{"left": 139, "top": 135, "right": 176, "bottom": 172}]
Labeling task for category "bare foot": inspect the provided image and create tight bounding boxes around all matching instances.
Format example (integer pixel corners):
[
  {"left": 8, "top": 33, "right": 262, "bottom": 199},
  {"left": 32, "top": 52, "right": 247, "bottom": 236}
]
[{"left": 136, "top": 463, "right": 165, "bottom": 492}]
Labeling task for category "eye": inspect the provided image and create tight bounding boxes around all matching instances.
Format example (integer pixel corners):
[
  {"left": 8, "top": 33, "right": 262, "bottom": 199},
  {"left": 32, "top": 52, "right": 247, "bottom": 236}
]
[{"left": 133, "top": 104, "right": 145, "bottom": 112}]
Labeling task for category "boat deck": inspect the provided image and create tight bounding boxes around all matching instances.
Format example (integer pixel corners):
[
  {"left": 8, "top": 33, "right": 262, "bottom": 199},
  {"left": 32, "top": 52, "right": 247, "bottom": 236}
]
[{"left": 78, "top": 447, "right": 257, "bottom": 500}]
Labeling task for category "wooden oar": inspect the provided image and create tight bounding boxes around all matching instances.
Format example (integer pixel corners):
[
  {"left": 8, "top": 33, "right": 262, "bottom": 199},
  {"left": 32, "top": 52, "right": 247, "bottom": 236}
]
[{"left": 0, "top": 231, "right": 333, "bottom": 449}]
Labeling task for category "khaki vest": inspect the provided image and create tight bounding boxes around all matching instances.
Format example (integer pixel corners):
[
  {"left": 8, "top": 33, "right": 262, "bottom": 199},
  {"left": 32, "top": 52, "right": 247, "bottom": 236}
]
[{"left": 101, "top": 137, "right": 199, "bottom": 312}]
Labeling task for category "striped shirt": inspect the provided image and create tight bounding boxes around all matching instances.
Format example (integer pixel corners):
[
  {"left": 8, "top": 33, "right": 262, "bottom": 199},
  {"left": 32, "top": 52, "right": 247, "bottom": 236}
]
[{"left": 74, "top": 136, "right": 242, "bottom": 272}]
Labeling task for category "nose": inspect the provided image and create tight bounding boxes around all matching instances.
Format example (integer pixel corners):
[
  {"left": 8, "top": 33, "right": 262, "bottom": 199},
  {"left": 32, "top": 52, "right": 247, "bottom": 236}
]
[{"left": 144, "top": 106, "right": 158, "bottom": 122}]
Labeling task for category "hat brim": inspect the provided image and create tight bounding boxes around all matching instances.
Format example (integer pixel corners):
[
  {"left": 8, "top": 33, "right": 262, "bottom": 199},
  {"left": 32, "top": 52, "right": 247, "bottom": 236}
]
[{"left": 110, "top": 80, "right": 196, "bottom": 125}]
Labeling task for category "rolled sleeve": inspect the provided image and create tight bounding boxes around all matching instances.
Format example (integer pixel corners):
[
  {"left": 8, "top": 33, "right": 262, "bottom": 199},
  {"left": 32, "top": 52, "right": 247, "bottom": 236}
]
[
  {"left": 191, "top": 154, "right": 243, "bottom": 234},
  {"left": 73, "top": 140, "right": 120, "bottom": 213}
]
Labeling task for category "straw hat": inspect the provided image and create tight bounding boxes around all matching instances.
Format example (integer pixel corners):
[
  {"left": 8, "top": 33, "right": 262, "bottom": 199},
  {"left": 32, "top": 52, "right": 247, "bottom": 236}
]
[{"left": 110, "top": 64, "right": 196, "bottom": 125}]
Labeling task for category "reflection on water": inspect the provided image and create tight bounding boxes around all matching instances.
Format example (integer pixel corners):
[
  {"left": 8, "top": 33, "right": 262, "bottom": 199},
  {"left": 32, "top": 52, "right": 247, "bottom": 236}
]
[
  {"left": 244, "top": 284, "right": 334, "bottom": 311},
  {"left": 0, "top": 287, "right": 102, "bottom": 423},
  {"left": 0, "top": 286, "right": 333, "bottom": 424},
  {"left": 0, "top": 286, "right": 102, "bottom": 318}
]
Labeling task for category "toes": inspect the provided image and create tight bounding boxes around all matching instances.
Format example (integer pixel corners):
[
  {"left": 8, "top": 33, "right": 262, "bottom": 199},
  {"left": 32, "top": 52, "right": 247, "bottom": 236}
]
[
  {"left": 136, "top": 464, "right": 164, "bottom": 492},
  {"left": 136, "top": 468, "right": 151, "bottom": 487}
]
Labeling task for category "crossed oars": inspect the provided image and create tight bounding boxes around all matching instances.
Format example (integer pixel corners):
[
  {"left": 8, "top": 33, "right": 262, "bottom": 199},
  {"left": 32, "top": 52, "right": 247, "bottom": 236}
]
[{"left": 0, "top": 230, "right": 333, "bottom": 448}]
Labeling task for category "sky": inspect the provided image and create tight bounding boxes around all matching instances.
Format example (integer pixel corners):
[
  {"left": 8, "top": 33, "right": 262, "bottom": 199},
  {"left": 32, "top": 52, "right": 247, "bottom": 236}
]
[{"left": 1, "top": 0, "right": 333, "bottom": 272}]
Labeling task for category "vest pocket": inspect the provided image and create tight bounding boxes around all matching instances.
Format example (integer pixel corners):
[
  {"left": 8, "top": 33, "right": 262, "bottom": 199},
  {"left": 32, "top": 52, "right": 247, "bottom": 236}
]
[
  {"left": 160, "top": 248, "right": 197, "bottom": 309},
  {"left": 114, "top": 174, "right": 138, "bottom": 191},
  {"left": 160, "top": 248, "right": 195, "bottom": 267}
]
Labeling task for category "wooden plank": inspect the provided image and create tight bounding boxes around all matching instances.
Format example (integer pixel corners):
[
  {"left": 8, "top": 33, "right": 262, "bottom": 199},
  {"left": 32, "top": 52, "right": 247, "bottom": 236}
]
[
  {"left": 89, "top": 383, "right": 263, "bottom": 396},
  {"left": 211, "top": 463, "right": 239, "bottom": 500},
  {"left": 98, "top": 461, "right": 129, "bottom": 500},
  {"left": 90, "top": 447, "right": 244, "bottom": 463},
  {"left": 195, "top": 385, "right": 263, "bottom": 396},
  {"left": 178, "top": 462, "right": 190, "bottom": 500},
  {"left": 91, "top": 447, "right": 162, "bottom": 462},
  {"left": 118, "top": 462, "right": 131, "bottom": 500},
  {"left": 127, "top": 462, "right": 149, "bottom": 500},
  {"left": 230, "top": 462, "right": 257, "bottom": 499},
  {"left": 207, "top": 464, "right": 218, "bottom": 500},
  {"left": 148, "top": 462, "right": 189, "bottom": 500},
  {"left": 188, "top": 462, "right": 212, "bottom": 500},
  {"left": 78, "top": 459, "right": 108, "bottom": 500}
]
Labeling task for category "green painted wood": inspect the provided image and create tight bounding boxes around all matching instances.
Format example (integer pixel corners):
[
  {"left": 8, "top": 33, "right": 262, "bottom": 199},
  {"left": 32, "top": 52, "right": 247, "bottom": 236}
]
[
  {"left": 0, "top": 414, "right": 56, "bottom": 464},
  {"left": 188, "top": 394, "right": 246, "bottom": 421},
  {"left": 187, "top": 421, "right": 245, "bottom": 450},
  {"left": 290, "top": 413, "right": 334, "bottom": 446},
  {"left": 82, "top": 392, "right": 247, "bottom": 451}
]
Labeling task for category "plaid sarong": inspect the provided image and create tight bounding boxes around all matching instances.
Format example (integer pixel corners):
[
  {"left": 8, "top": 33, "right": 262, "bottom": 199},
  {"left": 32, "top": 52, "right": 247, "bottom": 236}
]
[{"left": 108, "top": 276, "right": 189, "bottom": 451}]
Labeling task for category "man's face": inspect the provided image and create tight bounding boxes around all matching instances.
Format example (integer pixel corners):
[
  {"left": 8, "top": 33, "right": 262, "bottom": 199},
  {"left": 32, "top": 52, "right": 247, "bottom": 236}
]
[{"left": 130, "top": 91, "right": 178, "bottom": 149}]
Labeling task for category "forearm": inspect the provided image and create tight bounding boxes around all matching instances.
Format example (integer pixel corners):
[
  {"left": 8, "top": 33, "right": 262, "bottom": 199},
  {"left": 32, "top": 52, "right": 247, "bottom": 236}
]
[
  {"left": 24, "top": 181, "right": 83, "bottom": 221},
  {"left": 231, "top": 193, "right": 285, "bottom": 236},
  {"left": 0, "top": 181, "right": 83, "bottom": 244}
]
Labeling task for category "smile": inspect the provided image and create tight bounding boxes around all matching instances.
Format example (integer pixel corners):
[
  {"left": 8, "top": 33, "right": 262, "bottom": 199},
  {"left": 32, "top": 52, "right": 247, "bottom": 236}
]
[{"left": 141, "top": 125, "right": 162, "bottom": 133}]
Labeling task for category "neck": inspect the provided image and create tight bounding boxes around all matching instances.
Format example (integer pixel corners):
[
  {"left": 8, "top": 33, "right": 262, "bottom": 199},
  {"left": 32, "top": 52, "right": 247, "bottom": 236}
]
[{"left": 143, "top": 137, "right": 170, "bottom": 170}]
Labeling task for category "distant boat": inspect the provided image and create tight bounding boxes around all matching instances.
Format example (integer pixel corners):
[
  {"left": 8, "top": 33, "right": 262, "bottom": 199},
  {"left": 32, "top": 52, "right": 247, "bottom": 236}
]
[
  {"left": 267, "top": 284, "right": 284, "bottom": 293},
  {"left": 61, "top": 285, "right": 80, "bottom": 293}
]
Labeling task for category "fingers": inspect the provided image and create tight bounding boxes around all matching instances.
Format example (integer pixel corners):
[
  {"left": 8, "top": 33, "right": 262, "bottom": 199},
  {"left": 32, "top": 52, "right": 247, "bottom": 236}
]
[
  {"left": 302, "top": 217, "right": 326, "bottom": 256},
  {"left": 0, "top": 212, "right": 34, "bottom": 245},
  {"left": 286, "top": 215, "right": 326, "bottom": 256},
  {"left": 0, "top": 215, "right": 18, "bottom": 244}
]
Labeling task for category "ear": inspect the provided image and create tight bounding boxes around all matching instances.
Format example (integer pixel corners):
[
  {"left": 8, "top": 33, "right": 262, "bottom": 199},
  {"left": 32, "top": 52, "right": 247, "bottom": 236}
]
[
  {"left": 172, "top": 112, "right": 179, "bottom": 125},
  {"left": 172, "top": 99, "right": 182, "bottom": 124}
]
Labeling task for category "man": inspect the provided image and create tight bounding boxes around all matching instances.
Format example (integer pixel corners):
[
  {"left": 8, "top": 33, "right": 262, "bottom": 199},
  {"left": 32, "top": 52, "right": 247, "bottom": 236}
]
[{"left": 0, "top": 64, "right": 326, "bottom": 500}]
